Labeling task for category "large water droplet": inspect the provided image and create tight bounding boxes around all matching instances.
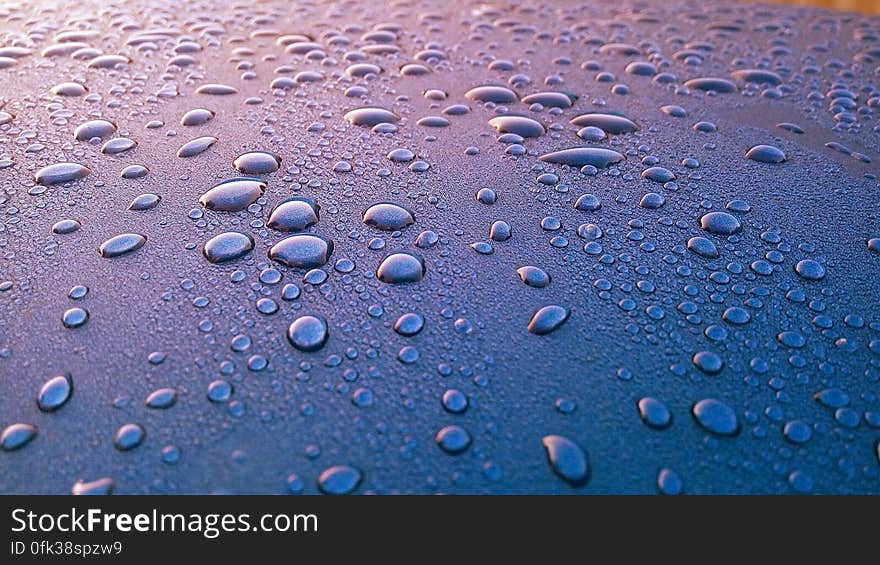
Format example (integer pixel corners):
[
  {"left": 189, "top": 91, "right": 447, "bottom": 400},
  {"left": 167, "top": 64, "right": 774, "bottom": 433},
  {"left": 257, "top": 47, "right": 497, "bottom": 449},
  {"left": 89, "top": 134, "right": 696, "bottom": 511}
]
[
  {"left": 203, "top": 232, "right": 255, "bottom": 263},
  {"left": 34, "top": 163, "right": 91, "bottom": 185},
  {"left": 267, "top": 198, "right": 320, "bottom": 232},
  {"left": 99, "top": 233, "right": 146, "bottom": 258},
  {"left": 527, "top": 305, "right": 570, "bottom": 335},
  {"left": 539, "top": 147, "right": 624, "bottom": 168},
  {"left": 1, "top": 424, "right": 37, "bottom": 451},
  {"left": 376, "top": 252, "right": 425, "bottom": 283},
  {"left": 37, "top": 374, "right": 73, "bottom": 412},
  {"left": 362, "top": 202, "right": 415, "bottom": 231},
  {"left": 317, "top": 465, "right": 362, "bottom": 495},
  {"left": 269, "top": 234, "right": 334, "bottom": 268},
  {"left": 199, "top": 178, "right": 266, "bottom": 212},
  {"left": 541, "top": 435, "right": 589, "bottom": 486},
  {"left": 692, "top": 399, "right": 740, "bottom": 436}
]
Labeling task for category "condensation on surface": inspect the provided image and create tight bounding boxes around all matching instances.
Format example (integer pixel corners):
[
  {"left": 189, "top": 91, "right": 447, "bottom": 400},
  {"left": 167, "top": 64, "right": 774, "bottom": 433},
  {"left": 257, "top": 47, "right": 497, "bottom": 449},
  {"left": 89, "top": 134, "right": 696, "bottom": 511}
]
[{"left": 0, "top": 0, "right": 878, "bottom": 494}]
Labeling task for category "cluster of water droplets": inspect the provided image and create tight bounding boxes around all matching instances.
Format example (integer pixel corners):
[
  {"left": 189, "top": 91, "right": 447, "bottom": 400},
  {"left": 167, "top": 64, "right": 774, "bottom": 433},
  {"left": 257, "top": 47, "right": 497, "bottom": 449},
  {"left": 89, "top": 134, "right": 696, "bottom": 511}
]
[{"left": 0, "top": 0, "right": 878, "bottom": 494}]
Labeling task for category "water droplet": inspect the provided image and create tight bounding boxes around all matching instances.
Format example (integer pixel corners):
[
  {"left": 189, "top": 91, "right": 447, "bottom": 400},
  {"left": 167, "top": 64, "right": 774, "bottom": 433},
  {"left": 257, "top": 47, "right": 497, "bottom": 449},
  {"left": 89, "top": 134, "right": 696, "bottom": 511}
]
[
  {"left": 539, "top": 147, "right": 624, "bottom": 168},
  {"left": 62, "top": 307, "right": 89, "bottom": 329},
  {"left": 177, "top": 136, "right": 218, "bottom": 158},
  {"left": 527, "top": 305, "right": 570, "bottom": 335},
  {"left": 376, "top": 252, "right": 425, "bottom": 283},
  {"left": 657, "top": 468, "right": 683, "bottom": 495},
  {"left": 287, "top": 315, "right": 329, "bottom": 352},
  {"left": 783, "top": 420, "right": 812, "bottom": 444},
  {"left": 692, "top": 350, "right": 724, "bottom": 374},
  {"left": 700, "top": 212, "right": 741, "bottom": 236},
  {"left": 692, "top": 399, "right": 739, "bottom": 436},
  {"left": 1, "top": 424, "right": 37, "bottom": 451},
  {"left": 393, "top": 312, "right": 424, "bottom": 336},
  {"left": 72, "top": 478, "right": 114, "bottom": 495},
  {"left": 99, "top": 233, "right": 146, "bottom": 258},
  {"left": 521, "top": 91, "right": 574, "bottom": 108},
  {"left": 195, "top": 83, "right": 239, "bottom": 95},
  {"left": 541, "top": 435, "right": 589, "bottom": 486},
  {"left": 51, "top": 82, "right": 88, "bottom": 96},
  {"left": 344, "top": 107, "right": 399, "bottom": 127},
  {"left": 683, "top": 77, "right": 737, "bottom": 93},
  {"left": 570, "top": 112, "right": 638, "bottom": 134},
  {"left": 52, "top": 219, "right": 81, "bottom": 234},
  {"left": 114, "top": 423, "right": 145, "bottom": 451},
  {"left": 203, "top": 232, "right": 254, "bottom": 264},
  {"left": 37, "top": 374, "right": 73, "bottom": 412},
  {"left": 73, "top": 119, "right": 116, "bottom": 141},
  {"left": 233, "top": 151, "right": 281, "bottom": 174},
  {"left": 35, "top": 163, "right": 91, "bottom": 185},
  {"left": 489, "top": 221, "right": 511, "bottom": 242},
  {"left": 267, "top": 197, "right": 320, "bottom": 232},
  {"left": 145, "top": 388, "right": 177, "bottom": 409},
  {"left": 794, "top": 259, "right": 825, "bottom": 281},
  {"left": 181, "top": 108, "right": 215, "bottom": 126},
  {"left": 465, "top": 85, "right": 518, "bottom": 103},
  {"left": 121, "top": 165, "right": 149, "bottom": 179},
  {"left": 128, "top": 193, "right": 160, "bottom": 211},
  {"left": 362, "top": 202, "right": 415, "bottom": 231},
  {"left": 638, "top": 397, "right": 672, "bottom": 429},
  {"left": 441, "top": 390, "right": 468, "bottom": 414},
  {"left": 101, "top": 137, "right": 137, "bottom": 155},
  {"left": 686, "top": 236, "right": 719, "bottom": 258},
  {"left": 746, "top": 144, "right": 786, "bottom": 163},
  {"left": 199, "top": 178, "right": 266, "bottom": 212},
  {"left": 435, "top": 425, "right": 472, "bottom": 454},
  {"left": 488, "top": 115, "right": 545, "bottom": 137},
  {"left": 317, "top": 465, "right": 362, "bottom": 495},
  {"left": 269, "top": 234, "right": 334, "bottom": 268},
  {"left": 517, "top": 266, "right": 551, "bottom": 288}
]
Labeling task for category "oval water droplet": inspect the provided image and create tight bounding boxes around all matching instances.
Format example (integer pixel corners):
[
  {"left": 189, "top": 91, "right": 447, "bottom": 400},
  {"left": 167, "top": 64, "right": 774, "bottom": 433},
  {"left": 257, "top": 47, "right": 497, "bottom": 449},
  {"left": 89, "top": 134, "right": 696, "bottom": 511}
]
[
  {"left": 692, "top": 399, "right": 739, "bottom": 436},
  {"left": 394, "top": 313, "right": 425, "bottom": 336},
  {"left": 74, "top": 120, "right": 116, "bottom": 140},
  {"left": 527, "top": 305, "right": 570, "bottom": 335},
  {"left": 99, "top": 233, "right": 146, "bottom": 258},
  {"left": 203, "top": 232, "right": 255, "bottom": 264},
  {"left": 795, "top": 259, "right": 825, "bottom": 281},
  {"left": 114, "top": 423, "right": 145, "bottom": 451},
  {"left": 317, "top": 465, "right": 362, "bottom": 495},
  {"left": 37, "top": 374, "right": 72, "bottom": 412},
  {"left": 539, "top": 147, "right": 624, "bottom": 168},
  {"left": 233, "top": 151, "right": 281, "bottom": 174},
  {"left": 181, "top": 108, "right": 215, "bottom": 126},
  {"left": 35, "top": 163, "right": 91, "bottom": 185},
  {"left": 570, "top": 112, "right": 638, "bottom": 134},
  {"left": 177, "top": 136, "right": 218, "bottom": 158},
  {"left": 1, "top": 424, "right": 37, "bottom": 451},
  {"left": 376, "top": 252, "right": 425, "bottom": 283},
  {"left": 344, "top": 107, "right": 400, "bottom": 127},
  {"left": 363, "top": 202, "right": 415, "bottom": 231},
  {"left": 195, "top": 83, "right": 239, "bottom": 95},
  {"left": 199, "top": 178, "right": 266, "bottom": 212},
  {"left": 517, "top": 266, "right": 551, "bottom": 288},
  {"left": 52, "top": 219, "right": 81, "bottom": 235},
  {"left": 128, "top": 193, "right": 160, "bottom": 211},
  {"left": 541, "top": 435, "right": 589, "bottom": 486},
  {"left": 269, "top": 234, "right": 334, "bottom": 268},
  {"left": 267, "top": 198, "right": 320, "bottom": 232},
  {"left": 435, "top": 425, "right": 472, "bottom": 454},
  {"left": 746, "top": 144, "right": 786, "bottom": 163},
  {"left": 700, "top": 212, "right": 741, "bottom": 236},
  {"left": 145, "top": 388, "right": 177, "bottom": 409}
]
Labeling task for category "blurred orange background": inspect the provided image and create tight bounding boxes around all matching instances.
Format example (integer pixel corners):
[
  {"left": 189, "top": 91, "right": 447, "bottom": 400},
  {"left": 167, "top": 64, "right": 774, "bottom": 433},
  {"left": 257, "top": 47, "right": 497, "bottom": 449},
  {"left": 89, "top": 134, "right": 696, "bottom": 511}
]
[{"left": 768, "top": 0, "right": 880, "bottom": 13}]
